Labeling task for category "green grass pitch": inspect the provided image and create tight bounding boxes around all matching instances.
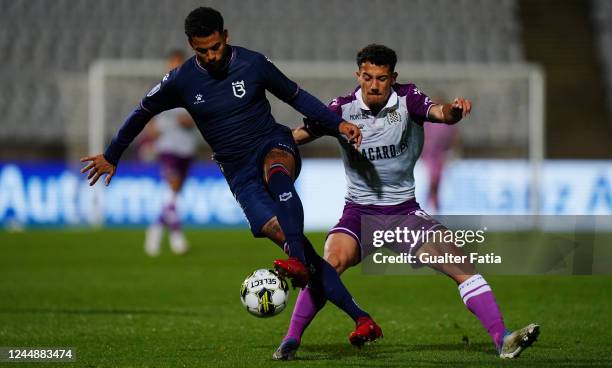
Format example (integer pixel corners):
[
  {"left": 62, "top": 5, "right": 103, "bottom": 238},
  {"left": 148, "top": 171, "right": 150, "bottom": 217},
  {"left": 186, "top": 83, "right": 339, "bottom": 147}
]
[{"left": 1, "top": 229, "right": 611, "bottom": 367}]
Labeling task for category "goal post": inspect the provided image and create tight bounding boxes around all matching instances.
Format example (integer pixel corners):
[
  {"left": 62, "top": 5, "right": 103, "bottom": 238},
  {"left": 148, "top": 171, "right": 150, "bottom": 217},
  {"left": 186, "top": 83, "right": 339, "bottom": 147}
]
[{"left": 88, "top": 60, "right": 545, "bottom": 223}]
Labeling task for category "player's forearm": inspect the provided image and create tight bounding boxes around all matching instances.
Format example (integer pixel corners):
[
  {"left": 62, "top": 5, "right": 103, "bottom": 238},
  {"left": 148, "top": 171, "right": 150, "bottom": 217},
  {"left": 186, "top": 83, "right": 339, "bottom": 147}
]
[
  {"left": 103, "top": 107, "right": 153, "bottom": 165},
  {"left": 292, "top": 126, "right": 317, "bottom": 145},
  {"left": 427, "top": 104, "right": 461, "bottom": 125},
  {"left": 289, "top": 89, "right": 343, "bottom": 131}
]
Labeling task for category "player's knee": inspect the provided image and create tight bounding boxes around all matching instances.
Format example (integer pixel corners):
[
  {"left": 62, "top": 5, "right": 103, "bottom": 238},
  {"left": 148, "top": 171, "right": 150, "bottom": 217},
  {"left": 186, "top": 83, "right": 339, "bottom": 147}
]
[
  {"left": 324, "top": 233, "right": 359, "bottom": 274},
  {"left": 325, "top": 252, "right": 350, "bottom": 275},
  {"left": 263, "top": 149, "right": 295, "bottom": 181}
]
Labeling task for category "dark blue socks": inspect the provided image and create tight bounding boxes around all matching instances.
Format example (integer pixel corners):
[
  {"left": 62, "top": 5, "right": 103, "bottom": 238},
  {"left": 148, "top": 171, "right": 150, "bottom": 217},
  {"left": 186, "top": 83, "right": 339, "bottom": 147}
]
[
  {"left": 266, "top": 164, "right": 305, "bottom": 264},
  {"left": 303, "top": 238, "right": 368, "bottom": 321},
  {"left": 266, "top": 164, "right": 368, "bottom": 322}
]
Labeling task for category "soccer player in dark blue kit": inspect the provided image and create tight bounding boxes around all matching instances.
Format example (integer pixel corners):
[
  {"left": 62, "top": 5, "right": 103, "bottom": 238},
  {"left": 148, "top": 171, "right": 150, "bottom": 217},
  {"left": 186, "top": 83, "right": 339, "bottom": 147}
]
[{"left": 80, "top": 7, "right": 382, "bottom": 346}]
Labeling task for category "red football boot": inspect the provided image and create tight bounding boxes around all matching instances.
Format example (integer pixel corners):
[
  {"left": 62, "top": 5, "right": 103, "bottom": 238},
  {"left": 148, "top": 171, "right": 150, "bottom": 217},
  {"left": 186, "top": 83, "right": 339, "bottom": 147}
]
[
  {"left": 273, "top": 257, "right": 310, "bottom": 288},
  {"left": 349, "top": 316, "right": 383, "bottom": 347}
]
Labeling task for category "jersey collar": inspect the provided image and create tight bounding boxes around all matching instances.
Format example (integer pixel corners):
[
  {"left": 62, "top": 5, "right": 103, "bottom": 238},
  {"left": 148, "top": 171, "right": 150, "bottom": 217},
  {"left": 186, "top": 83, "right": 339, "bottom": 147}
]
[{"left": 355, "top": 88, "right": 399, "bottom": 114}]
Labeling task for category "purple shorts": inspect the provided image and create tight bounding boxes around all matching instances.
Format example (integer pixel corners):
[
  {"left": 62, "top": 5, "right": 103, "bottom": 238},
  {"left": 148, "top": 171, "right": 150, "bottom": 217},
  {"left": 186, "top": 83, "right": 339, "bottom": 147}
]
[
  {"left": 159, "top": 153, "right": 193, "bottom": 181},
  {"left": 328, "top": 198, "right": 443, "bottom": 261}
]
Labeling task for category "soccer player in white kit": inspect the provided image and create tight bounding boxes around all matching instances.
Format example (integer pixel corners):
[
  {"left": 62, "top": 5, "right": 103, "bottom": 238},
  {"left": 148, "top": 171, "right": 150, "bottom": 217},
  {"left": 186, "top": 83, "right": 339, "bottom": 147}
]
[
  {"left": 144, "top": 50, "right": 199, "bottom": 256},
  {"left": 273, "top": 44, "right": 539, "bottom": 360}
]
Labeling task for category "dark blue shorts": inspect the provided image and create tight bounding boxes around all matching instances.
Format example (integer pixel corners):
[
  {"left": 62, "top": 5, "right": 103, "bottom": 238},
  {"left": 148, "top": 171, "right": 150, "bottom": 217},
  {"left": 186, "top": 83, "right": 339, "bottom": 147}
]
[{"left": 216, "top": 126, "right": 301, "bottom": 237}]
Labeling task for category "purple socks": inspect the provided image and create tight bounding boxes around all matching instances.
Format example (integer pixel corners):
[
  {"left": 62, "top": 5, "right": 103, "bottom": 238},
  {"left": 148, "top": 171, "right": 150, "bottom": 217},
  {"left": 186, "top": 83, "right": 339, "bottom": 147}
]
[
  {"left": 284, "top": 273, "right": 507, "bottom": 349},
  {"left": 285, "top": 287, "right": 323, "bottom": 343},
  {"left": 458, "top": 274, "right": 506, "bottom": 348}
]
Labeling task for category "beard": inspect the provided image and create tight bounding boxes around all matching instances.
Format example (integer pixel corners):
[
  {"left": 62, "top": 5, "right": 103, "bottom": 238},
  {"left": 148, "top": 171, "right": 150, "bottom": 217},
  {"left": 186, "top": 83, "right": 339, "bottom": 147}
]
[
  {"left": 202, "top": 59, "right": 225, "bottom": 73},
  {"left": 199, "top": 46, "right": 231, "bottom": 76}
]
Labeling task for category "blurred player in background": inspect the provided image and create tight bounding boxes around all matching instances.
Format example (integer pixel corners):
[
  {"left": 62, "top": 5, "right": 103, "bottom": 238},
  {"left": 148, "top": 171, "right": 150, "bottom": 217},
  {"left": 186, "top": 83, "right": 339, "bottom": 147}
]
[
  {"left": 275, "top": 44, "right": 539, "bottom": 360},
  {"left": 421, "top": 101, "right": 460, "bottom": 212},
  {"left": 143, "top": 50, "right": 199, "bottom": 256},
  {"left": 80, "top": 7, "right": 382, "bottom": 344}
]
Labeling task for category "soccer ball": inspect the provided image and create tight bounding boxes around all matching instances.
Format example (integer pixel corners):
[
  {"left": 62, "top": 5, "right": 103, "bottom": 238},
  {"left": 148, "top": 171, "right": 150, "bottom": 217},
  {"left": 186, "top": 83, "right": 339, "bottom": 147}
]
[{"left": 240, "top": 269, "right": 289, "bottom": 317}]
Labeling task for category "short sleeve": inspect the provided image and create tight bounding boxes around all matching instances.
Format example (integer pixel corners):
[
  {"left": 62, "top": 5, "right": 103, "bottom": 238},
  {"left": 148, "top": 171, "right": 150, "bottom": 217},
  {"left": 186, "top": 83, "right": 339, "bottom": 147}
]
[
  {"left": 255, "top": 54, "right": 299, "bottom": 102},
  {"left": 328, "top": 97, "right": 344, "bottom": 116},
  {"left": 401, "top": 84, "right": 434, "bottom": 124},
  {"left": 141, "top": 69, "right": 182, "bottom": 115}
]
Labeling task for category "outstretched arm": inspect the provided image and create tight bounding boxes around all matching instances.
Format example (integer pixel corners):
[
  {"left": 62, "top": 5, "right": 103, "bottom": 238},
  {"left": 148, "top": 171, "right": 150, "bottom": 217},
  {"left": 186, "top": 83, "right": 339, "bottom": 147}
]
[
  {"left": 81, "top": 69, "right": 181, "bottom": 186},
  {"left": 257, "top": 55, "right": 362, "bottom": 148},
  {"left": 427, "top": 97, "right": 472, "bottom": 124},
  {"left": 293, "top": 116, "right": 346, "bottom": 146},
  {"left": 80, "top": 106, "right": 154, "bottom": 186}
]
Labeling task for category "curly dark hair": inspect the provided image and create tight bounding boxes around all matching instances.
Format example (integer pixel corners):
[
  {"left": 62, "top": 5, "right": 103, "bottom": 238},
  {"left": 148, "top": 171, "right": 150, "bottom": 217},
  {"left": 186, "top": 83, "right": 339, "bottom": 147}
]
[
  {"left": 184, "top": 7, "right": 224, "bottom": 39},
  {"left": 356, "top": 44, "right": 397, "bottom": 71}
]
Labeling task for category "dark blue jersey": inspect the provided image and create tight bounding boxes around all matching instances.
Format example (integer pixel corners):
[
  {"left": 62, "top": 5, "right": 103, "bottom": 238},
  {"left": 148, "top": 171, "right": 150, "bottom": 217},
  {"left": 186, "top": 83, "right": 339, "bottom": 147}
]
[{"left": 104, "top": 46, "right": 343, "bottom": 165}]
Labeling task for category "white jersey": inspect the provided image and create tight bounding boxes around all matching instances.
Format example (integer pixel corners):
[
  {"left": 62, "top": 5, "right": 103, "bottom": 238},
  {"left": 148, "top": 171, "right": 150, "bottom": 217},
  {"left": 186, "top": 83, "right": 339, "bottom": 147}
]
[
  {"left": 154, "top": 108, "right": 199, "bottom": 157},
  {"left": 328, "top": 84, "right": 434, "bottom": 205}
]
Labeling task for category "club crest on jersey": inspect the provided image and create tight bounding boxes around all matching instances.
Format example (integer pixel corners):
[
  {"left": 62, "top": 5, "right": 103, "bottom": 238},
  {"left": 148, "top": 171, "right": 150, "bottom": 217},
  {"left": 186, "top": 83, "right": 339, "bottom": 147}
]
[
  {"left": 387, "top": 109, "right": 401, "bottom": 125},
  {"left": 232, "top": 80, "right": 246, "bottom": 98}
]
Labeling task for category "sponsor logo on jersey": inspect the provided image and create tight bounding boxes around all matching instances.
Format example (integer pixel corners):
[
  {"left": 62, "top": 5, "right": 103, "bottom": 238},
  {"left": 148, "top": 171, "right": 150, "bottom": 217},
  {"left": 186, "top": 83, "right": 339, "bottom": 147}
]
[
  {"left": 360, "top": 134, "right": 410, "bottom": 161},
  {"left": 194, "top": 93, "right": 206, "bottom": 104},
  {"left": 232, "top": 80, "right": 246, "bottom": 98},
  {"left": 349, "top": 112, "right": 369, "bottom": 120},
  {"left": 279, "top": 192, "right": 293, "bottom": 202}
]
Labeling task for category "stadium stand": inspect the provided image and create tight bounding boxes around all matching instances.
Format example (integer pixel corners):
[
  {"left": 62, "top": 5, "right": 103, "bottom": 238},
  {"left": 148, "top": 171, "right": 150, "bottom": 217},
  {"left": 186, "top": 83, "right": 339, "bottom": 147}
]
[
  {"left": 592, "top": 0, "right": 612, "bottom": 118},
  {"left": 0, "top": 0, "right": 523, "bottom": 154}
]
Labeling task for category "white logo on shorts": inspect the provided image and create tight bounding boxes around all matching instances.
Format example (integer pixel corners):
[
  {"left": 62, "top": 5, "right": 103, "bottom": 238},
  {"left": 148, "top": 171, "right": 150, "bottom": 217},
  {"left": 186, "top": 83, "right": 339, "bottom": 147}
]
[
  {"left": 146, "top": 83, "right": 161, "bottom": 97},
  {"left": 414, "top": 209, "right": 433, "bottom": 221},
  {"left": 279, "top": 192, "right": 293, "bottom": 202}
]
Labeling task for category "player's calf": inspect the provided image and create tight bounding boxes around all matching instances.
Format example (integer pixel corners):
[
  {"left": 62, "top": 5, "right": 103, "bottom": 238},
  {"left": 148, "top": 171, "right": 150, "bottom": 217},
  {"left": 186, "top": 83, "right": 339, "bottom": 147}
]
[{"left": 263, "top": 150, "right": 307, "bottom": 265}]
